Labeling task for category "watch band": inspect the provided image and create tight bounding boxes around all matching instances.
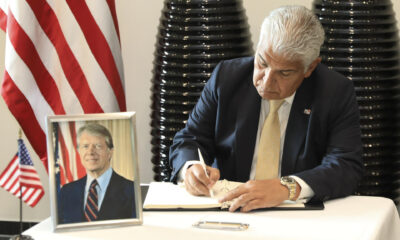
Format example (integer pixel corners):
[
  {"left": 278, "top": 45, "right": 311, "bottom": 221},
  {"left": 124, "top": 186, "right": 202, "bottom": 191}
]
[{"left": 280, "top": 176, "right": 297, "bottom": 201}]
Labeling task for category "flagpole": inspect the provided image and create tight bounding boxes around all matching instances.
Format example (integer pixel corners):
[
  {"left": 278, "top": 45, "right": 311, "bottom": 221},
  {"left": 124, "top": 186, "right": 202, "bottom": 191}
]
[
  {"left": 19, "top": 177, "right": 23, "bottom": 237},
  {"left": 18, "top": 129, "right": 24, "bottom": 236},
  {"left": 11, "top": 129, "right": 34, "bottom": 240}
]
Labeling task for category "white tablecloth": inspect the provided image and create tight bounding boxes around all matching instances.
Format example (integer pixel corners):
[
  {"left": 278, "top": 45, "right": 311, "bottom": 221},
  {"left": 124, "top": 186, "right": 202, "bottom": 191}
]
[{"left": 24, "top": 196, "right": 400, "bottom": 240}]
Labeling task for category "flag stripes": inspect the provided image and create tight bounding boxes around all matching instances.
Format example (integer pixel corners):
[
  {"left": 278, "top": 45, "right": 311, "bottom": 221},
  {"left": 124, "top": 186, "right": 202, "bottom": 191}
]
[
  {"left": 0, "top": 0, "right": 6, "bottom": 31},
  {"left": 0, "top": 156, "right": 18, "bottom": 189},
  {"left": 0, "top": 0, "right": 126, "bottom": 171},
  {"left": 0, "top": 8, "right": 6, "bottom": 31},
  {"left": 68, "top": 122, "right": 86, "bottom": 178},
  {"left": 68, "top": 0, "right": 126, "bottom": 105},
  {"left": 57, "top": 121, "right": 86, "bottom": 186},
  {"left": 7, "top": 10, "right": 67, "bottom": 115},
  {"left": 26, "top": 0, "right": 101, "bottom": 114},
  {"left": 58, "top": 128, "right": 74, "bottom": 185},
  {"left": 1, "top": 72, "right": 47, "bottom": 163},
  {"left": 91, "top": 0, "right": 123, "bottom": 72},
  {"left": 45, "top": 0, "right": 122, "bottom": 112}
]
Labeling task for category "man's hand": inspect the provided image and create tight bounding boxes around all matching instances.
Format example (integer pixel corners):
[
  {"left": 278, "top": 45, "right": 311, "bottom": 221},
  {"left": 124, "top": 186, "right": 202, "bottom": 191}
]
[
  {"left": 218, "top": 179, "right": 299, "bottom": 212},
  {"left": 184, "top": 164, "right": 220, "bottom": 196}
]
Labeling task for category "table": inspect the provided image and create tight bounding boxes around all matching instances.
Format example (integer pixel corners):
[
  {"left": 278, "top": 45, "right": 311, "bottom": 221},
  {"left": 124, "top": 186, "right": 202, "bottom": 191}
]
[{"left": 24, "top": 196, "right": 400, "bottom": 240}]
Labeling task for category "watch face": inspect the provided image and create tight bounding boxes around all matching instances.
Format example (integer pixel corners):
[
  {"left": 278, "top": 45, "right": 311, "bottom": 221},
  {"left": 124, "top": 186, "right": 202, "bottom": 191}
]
[{"left": 282, "top": 176, "right": 295, "bottom": 184}]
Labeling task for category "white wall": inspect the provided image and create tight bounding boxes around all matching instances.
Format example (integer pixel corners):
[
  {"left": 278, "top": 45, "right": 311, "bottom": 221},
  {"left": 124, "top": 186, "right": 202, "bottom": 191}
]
[{"left": 0, "top": 0, "right": 399, "bottom": 222}]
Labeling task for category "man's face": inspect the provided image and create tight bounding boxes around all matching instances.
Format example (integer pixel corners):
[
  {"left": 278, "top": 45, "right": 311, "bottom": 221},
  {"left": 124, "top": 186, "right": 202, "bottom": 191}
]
[
  {"left": 78, "top": 132, "right": 113, "bottom": 177},
  {"left": 253, "top": 47, "right": 319, "bottom": 100}
]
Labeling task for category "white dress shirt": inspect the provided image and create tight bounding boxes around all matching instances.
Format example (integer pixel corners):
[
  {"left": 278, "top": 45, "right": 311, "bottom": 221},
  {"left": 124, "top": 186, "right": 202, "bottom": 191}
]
[{"left": 84, "top": 167, "right": 113, "bottom": 210}]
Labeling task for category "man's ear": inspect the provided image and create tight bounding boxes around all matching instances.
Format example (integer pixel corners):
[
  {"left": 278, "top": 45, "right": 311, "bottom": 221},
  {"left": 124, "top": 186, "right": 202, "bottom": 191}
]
[
  {"left": 304, "top": 57, "right": 321, "bottom": 78},
  {"left": 108, "top": 148, "right": 114, "bottom": 161}
]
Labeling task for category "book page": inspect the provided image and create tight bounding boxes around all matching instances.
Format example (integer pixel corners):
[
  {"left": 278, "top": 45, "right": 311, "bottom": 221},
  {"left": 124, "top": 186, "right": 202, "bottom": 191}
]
[
  {"left": 143, "top": 182, "right": 221, "bottom": 209},
  {"left": 279, "top": 200, "right": 305, "bottom": 208}
]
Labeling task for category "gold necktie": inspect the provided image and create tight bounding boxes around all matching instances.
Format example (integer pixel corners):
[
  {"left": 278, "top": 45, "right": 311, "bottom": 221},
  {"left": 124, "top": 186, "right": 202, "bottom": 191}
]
[{"left": 255, "top": 99, "right": 284, "bottom": 180}]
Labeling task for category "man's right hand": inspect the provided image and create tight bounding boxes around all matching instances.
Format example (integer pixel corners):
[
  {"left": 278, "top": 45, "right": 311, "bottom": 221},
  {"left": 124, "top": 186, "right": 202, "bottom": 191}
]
[{"left": 184, "top": 164, "right": 220, "bottom": 196}]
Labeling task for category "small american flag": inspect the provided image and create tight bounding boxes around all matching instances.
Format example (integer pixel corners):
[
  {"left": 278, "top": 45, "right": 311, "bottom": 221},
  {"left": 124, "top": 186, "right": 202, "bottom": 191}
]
[{"left": 0, "top": 139, "right": 44, "bottom": 207}]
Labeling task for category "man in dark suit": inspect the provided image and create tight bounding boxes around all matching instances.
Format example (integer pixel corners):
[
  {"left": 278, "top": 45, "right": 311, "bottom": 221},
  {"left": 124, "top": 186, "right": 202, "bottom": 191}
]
[
  {"left": 58, "top": 123, "right": 136, "bottom": 224},
  {"left": 169, "top": 5, "right": 363, "bottom": 212}
]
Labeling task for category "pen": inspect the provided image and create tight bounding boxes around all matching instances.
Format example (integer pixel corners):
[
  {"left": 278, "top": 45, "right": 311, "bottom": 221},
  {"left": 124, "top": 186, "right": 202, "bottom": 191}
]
[
  {"left": 197, "top": 148, "right": 214, "bottom": 198},
  {"left": 193, "top": 221, "right": 249, "bottom": 231}
]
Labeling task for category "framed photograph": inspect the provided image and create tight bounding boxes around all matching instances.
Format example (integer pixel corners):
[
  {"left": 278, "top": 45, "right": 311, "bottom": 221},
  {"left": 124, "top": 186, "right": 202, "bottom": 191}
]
[{"left": 46, "top": 112, "right": 142, "bottom": 231}]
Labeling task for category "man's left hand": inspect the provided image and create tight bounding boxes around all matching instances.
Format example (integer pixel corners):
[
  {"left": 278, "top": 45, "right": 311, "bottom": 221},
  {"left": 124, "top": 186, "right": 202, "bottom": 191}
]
[{"left": 218, "top": 179, "right": 291, "bottom": 212}]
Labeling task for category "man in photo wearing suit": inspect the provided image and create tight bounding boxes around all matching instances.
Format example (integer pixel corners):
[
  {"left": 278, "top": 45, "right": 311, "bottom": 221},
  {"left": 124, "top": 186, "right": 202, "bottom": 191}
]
[
  {"left": 58, "top": 123, "right": 136, "bottom": 224},
  {"left": 169, "top": 5, "right": 363, "bottom": 212}
]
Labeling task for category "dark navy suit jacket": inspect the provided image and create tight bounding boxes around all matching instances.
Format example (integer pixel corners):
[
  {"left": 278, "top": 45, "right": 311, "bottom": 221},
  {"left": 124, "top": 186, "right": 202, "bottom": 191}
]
[
  {"left": 169, "top": 57, "right": 363, "bottom": 202},
  {"left": 58, "top": 170, "right": 136, "bottom": 224}
]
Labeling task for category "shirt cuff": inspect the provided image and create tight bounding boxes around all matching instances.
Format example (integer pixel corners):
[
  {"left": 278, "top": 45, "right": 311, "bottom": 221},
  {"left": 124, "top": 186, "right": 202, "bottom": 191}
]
[
  {"left": 290, "top": 175, "right": 315, "bottom": 203},
  {"left": 177, "top": 160, "right": 201, "bottom": 182}
]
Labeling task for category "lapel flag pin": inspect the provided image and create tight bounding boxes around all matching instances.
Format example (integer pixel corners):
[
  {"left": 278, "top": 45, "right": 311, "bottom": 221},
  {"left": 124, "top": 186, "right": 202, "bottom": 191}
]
[{"left": 304, "top": 109, "right": 311, "bottom": 115}]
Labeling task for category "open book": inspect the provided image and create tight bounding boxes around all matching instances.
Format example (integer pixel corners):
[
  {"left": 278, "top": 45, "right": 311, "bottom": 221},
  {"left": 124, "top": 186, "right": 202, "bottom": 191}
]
[{"left": 143, "top": 180, "right": 323, "bottom": 211}]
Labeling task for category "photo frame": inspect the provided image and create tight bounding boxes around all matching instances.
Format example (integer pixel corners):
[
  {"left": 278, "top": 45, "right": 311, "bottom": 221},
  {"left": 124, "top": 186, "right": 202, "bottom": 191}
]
[{"left": 46, "top": 112, "right": 142, "bottom": 231}]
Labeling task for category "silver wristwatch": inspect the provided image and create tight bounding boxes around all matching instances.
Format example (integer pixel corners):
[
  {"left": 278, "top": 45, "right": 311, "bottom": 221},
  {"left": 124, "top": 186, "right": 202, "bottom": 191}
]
[{"left": 280, "top": 176, "right": 297, "bottom": 201}]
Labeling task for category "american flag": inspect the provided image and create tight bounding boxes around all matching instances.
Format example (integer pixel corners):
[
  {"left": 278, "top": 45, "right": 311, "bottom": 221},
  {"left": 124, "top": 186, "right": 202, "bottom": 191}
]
[
  {"left": 56, "top": 121, "right": 86, "bottom": 186},
  {"left": 0, "top": 139, "right": 44, "bottom": 207},
  {"left": 0, "top": 0, "right": 126, "bottom": 172}
]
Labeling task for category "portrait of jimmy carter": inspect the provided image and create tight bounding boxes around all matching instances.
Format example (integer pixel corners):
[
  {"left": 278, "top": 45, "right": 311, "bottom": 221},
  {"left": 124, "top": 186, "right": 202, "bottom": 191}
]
[{"left": 58, "top": 123, "right": 136, "bottom": 224}]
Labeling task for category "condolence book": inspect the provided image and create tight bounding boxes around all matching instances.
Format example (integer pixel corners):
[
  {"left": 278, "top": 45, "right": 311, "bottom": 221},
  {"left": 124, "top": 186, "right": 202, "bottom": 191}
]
[{"left": 143, "top": 181, "right": 324, "bottom": 211}]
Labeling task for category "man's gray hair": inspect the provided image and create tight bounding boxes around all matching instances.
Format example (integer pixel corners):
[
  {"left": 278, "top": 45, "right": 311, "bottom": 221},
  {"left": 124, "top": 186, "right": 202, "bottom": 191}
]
[
  {"left": 258, "top": 5, "right": 325, "bottom": 71},
  {"left": 77, "top": 123, "right": 114, "bottom": 149}
]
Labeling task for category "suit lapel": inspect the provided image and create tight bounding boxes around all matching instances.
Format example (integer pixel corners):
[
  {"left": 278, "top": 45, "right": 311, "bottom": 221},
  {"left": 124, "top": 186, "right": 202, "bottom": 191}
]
[
  {"left": 99, "top": 171, "right": 117, "bottom": 217},
  {"left": 234, "top": 76, "right": 261, "bottom": 182},
  {"left": 281, "top": 76, "right": 314, "bottom": 176},
  {"left": 76, "top": 176, "right": 86, "bottom": 221}
]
